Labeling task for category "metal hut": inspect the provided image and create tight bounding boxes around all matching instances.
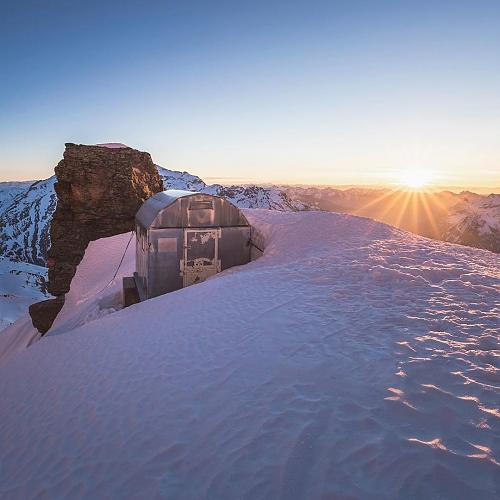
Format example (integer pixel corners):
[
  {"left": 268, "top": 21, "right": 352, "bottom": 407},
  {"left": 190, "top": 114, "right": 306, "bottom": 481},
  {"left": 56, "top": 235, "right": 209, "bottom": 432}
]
[{"left": 134, "top": 190, "right": 251, "bottom": 300}]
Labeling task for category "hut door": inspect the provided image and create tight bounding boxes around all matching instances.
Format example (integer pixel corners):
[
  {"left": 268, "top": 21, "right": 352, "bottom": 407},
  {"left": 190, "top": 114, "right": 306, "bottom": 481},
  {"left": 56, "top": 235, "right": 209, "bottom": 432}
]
[{"left": 182, "top": 229, "right": 220, "bottom": 287}]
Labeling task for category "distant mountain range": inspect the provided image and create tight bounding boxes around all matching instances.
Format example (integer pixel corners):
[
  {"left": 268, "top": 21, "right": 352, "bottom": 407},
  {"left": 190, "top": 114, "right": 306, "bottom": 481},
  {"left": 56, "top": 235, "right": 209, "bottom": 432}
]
[{"left": 0, "top": 167, "right": 498, "bottom": 272}]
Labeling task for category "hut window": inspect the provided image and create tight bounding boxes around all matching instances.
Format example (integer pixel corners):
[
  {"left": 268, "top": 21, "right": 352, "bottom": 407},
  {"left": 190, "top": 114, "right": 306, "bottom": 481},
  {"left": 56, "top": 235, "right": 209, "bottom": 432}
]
[
  {"left": 188, "top": 200, "right": 213, "bottom": 210},
  {"left": 158, "top": 237, "right": 177, "bottom": 252}
]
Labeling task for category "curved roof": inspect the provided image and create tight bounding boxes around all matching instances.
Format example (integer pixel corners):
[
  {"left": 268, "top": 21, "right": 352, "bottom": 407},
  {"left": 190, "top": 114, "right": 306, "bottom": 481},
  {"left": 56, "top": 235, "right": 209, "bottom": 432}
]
[{"left": 136, "top": 190, "right": 249, "bottom": 229}]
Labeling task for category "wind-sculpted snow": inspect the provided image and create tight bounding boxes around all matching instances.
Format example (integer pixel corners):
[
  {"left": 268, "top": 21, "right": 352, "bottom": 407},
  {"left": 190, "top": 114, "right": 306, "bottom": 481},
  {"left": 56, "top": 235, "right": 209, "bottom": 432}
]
[{"left": 0, "top": 211, "right": 498, "bottom": 499}]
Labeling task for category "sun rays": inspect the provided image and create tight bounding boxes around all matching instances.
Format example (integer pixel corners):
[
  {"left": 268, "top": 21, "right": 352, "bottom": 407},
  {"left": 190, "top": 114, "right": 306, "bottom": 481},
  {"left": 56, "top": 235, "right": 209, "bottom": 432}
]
[{"left": 354, "top": 184, "right": 449, "bottom": 239}]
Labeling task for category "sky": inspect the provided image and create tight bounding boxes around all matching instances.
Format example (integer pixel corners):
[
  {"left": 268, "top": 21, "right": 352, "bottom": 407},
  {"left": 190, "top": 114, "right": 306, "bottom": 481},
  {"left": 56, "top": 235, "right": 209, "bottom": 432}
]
[{"left": 1, "top": 0, "right": 499, "bottom": 188}]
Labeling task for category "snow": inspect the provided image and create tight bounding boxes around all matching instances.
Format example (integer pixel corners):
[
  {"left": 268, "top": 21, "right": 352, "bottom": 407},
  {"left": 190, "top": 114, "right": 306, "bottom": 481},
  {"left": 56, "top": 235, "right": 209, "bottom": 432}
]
[
  {"left": 0, "top": 176, "right": 57, "bottom": 265},
  {"left": 47, "top": 231, "right": 135, "bottom": 337},
  {"left": 446, "top": 194, "right": 500, "bottom": 239},
  {"left": 0, "top": 257, "right": 48, "bottom": 332},
  {"left": 0, "top": 210, "right": 499, "bottom": 499},
  {"left": 156, "top": 165, "right": 206, "bottom": 191},
  {"left": 0, "top": 316, "right": 40, "bottom": 366},
  {"left": 0, "top": 180, "right": 33, "bottom": 210},
  {"left": 95, "top": 142, "right": 129, "bottom": 148}
]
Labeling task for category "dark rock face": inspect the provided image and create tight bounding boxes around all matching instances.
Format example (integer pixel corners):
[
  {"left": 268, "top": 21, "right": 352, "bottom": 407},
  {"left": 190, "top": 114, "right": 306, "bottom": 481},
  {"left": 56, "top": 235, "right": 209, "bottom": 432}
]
[
  {"left": 29, "top": 297, "right": 65, "bottom": 335},
  {"left": 29, "top": 143, "right": 163, "bottom": 333}
]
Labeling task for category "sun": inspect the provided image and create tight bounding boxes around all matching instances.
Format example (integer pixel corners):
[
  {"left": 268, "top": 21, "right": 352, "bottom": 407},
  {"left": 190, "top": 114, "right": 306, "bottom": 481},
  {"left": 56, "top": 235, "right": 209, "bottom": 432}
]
[{"left": 397, "top": 170, "right": 433, "bottom": 190}]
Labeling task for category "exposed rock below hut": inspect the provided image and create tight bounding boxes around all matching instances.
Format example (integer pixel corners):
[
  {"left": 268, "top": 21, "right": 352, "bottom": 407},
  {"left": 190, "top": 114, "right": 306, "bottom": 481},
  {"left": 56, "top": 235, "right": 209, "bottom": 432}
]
[
  {"left": 29, "top": 143, "right": 163, "bottom": 333},
  {"left": 29, "top": 296, "right": 65, "bottom": 335}
]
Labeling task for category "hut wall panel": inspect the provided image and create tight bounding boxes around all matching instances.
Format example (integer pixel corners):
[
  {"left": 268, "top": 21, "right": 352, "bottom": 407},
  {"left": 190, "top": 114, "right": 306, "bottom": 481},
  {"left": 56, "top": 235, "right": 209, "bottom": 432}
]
[{"left": 135, "top": 225, "right": 149, "bottom": 296}]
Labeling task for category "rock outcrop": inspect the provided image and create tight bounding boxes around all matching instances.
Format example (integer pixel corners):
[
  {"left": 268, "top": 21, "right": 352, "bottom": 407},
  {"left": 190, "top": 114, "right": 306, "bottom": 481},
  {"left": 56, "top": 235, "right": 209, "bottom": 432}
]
[{"left": 29, "top": 143, "right": 163, "bottom": 333}]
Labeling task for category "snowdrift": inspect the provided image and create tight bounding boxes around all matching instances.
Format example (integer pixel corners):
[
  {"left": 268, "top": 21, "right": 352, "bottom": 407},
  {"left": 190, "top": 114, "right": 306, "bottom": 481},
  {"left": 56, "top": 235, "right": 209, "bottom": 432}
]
[
  {"left": 47, "top": 231, "right": 135, "bottom": 337},
  {"left": 0, "top": 233, "right": 134, "bottom": 364},
  {"left": 0, "top": 210, "right": 498, "bottom": 499}
]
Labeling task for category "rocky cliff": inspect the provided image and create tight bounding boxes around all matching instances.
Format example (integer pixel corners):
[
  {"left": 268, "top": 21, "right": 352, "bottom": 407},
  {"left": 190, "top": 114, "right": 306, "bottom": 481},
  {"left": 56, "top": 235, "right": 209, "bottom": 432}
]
[{"left": 29, "top": 143, "right": 163, "bottom": 333}]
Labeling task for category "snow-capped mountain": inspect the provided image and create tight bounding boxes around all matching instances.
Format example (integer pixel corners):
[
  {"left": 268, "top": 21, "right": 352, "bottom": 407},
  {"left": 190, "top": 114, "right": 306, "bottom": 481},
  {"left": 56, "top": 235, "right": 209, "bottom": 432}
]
[
  {"left": 0, "top": 177, "right": 57, "bottom": 266},
  {"left": 156, "top": 165, "right": 207, "bottom": 191},
  {"left": 205, "top": 184, "right": 310, "bottom": 211},
  {"left": 156, "top": 165, "right": 308, "bottom": 210},
  {"left": 1, "top": 210, "right": 498, "bottom": 498},
  {"left": 444, "top": 193, "right": 500, "bottom": 252}
]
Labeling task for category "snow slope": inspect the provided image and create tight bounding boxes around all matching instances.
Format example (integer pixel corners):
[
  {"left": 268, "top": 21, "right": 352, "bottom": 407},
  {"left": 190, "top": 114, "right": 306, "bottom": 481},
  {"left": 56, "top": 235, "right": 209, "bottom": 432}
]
[
  {"left": 0, "top": 231, "right": 133, "bottom": 358},
  {"left": 0, "top": 257, "right": 48, "bottom": 332},
  {"left": 0, "top": 316, "right": 41, "bottom": 366},
  {"left": 0, "top": 210, "right": 498, "bottom": 499},
  {"left": 47, "top": 231, "right": 135, "bottom": 337}
]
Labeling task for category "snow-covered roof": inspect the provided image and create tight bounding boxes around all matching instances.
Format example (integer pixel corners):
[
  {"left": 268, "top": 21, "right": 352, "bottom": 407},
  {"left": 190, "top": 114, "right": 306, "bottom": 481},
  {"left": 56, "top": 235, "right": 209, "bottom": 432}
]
[
  {"left": 95, "top": 142, "right": 129, "bottom": 149},
  {"left": 151, "top": 189, "right": 203, "bottom": 205},
  {"left": 136, "top": 190, "right": 201, "bottom": 228}
]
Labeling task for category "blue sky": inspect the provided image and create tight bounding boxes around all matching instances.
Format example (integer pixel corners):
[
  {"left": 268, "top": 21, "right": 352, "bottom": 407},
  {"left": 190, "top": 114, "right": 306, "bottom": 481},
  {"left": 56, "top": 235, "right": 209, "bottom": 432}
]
[{"left": 1, "top": 0, "right": 499, "bottom": 187}]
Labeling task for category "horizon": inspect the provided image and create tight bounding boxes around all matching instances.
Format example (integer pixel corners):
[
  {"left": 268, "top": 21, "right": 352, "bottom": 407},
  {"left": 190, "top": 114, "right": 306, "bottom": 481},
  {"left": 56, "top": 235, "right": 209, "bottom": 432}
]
[
  {"left": 1, "top": 173, "right": 499, "bottom": 196},
  {"left": 1, "top": 153, "right": 498, "bottom": 195},
  {"left": 2, "top": 1, "right": 500, "bottom": 189}
]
